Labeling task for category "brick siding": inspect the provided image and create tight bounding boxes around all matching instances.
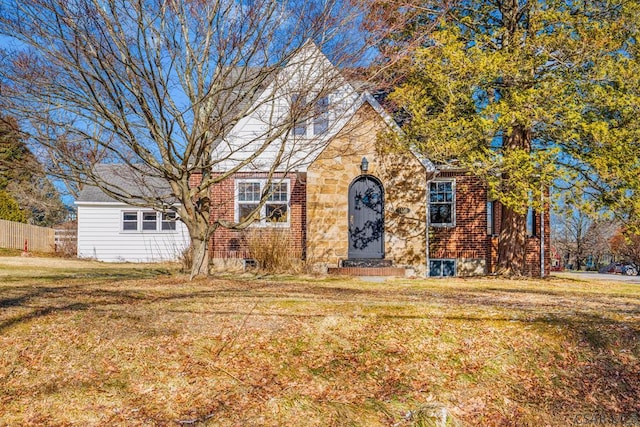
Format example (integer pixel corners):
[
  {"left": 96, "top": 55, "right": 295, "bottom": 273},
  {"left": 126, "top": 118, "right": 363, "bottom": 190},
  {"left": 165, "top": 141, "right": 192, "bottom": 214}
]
[
  {"left": 429, "top": 172, "right": 488, "bottom": 261},
  {"left": 208, "top": 172, "right": 306, "bottom": 260},
  {"left": 430, "top": 170, "right": 550, "bottom": 277},
  {"left": 195, "top": 168, "right": 549, "bottom": 277}
]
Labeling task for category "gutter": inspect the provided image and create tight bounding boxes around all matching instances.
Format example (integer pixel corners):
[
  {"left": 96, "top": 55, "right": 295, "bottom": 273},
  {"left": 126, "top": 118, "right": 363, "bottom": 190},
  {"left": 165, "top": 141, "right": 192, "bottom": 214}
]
[
  {"left": 540, "top": 192, "right": 545, "bottom": 277},
  {"left": 425, "top": 166, "right": 440, "bottom": 277}
]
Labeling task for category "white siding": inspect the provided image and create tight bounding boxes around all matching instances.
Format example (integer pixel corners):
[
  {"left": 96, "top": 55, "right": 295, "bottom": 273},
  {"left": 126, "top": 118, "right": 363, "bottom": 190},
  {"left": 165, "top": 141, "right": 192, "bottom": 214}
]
[
  {"left": 76, "top": 203, "right": 190, "bottom": 262},
  {"left": 212, "top": 43, "right": 361, "bottom": 173}
]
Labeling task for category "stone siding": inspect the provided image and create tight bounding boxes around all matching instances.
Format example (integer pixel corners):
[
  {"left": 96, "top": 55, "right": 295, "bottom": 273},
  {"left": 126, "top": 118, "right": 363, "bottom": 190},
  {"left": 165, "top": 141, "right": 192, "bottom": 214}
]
[{"left": 306, "top": 103, "right": 428, "bottom": 273}]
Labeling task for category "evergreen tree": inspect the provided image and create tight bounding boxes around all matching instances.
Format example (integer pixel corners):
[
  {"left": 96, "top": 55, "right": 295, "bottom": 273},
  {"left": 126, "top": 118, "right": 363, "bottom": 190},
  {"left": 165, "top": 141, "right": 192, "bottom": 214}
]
[
  {"left": 0, "top": 190, "right": 27, "bottom": 223},
  {"left": 0, "top": 116, "right": 66, "bottom": 226},
  {"left": 371, "top": 0, "right": 640, "bottom": 275}
]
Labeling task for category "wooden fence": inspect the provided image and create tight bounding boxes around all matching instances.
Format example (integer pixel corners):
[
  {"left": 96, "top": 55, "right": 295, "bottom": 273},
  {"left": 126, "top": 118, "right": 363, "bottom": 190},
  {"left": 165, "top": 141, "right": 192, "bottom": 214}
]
[{"left": 0, "top": 219, "right": 55, "bottom": 253}]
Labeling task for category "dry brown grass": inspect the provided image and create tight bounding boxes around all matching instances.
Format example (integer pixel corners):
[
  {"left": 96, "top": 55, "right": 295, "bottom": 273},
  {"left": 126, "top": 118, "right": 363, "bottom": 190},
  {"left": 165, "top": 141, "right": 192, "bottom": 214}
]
[
  {"left": 1, "top": 257, "right": 639, "bottom": 426},
  {"left": 245, "top": 229, "right": 302, "bottom": 273}
]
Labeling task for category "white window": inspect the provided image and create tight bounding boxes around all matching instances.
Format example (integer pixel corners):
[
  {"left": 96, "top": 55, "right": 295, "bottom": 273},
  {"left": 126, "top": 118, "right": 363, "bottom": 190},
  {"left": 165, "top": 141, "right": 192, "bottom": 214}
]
[
  {"left": 236, "top": 179, "right": 290, "bottom": 226},
  {"left": 142, "top": 212, "right": 157, "bottom": 231},
  {"left": 429, "top": 259, "right": 456, "bottom": 277},
  {"left": 122, "top": 211, "right": 138, "bottom": 231},
  {"left": 121, "top": 210, "right": 178, "bottom": 232},
  {"left": 429, "top": 180, "right": 455, "bottom": 226},
  {"left": 162, "top": 212, "right": 177, "bottom": 231},
  {"left": 291, "top": 93, "right": 307, "bottom": 137},
  {"left": 314, "top": 96, "right": 329, "bottom": 135}
]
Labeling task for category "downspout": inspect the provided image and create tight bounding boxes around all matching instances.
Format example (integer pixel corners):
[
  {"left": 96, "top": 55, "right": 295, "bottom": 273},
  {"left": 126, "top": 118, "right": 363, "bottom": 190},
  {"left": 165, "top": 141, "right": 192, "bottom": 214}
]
[{"left": 540, "top": 192, "right": 545, "bottom": 277}]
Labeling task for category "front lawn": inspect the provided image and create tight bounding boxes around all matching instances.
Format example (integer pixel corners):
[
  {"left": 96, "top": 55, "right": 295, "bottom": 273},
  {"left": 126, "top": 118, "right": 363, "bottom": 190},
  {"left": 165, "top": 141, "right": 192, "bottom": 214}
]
[{"left": 1, "top": 258, "right": 639, "bottom": 426}]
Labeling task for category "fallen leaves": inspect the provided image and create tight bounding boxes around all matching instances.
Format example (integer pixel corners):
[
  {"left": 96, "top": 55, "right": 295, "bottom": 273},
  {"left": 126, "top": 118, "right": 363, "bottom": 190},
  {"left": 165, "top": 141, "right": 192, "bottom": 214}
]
[{"left": 0, "top": 259, "right": 639, "bottom": 425}]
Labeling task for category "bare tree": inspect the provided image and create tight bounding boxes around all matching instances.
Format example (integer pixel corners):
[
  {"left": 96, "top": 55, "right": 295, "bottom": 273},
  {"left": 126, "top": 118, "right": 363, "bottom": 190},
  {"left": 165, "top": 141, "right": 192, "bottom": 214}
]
[
  {"left": 0, "top": 0, "right": 369, "bottom": 277},
  {"left": 552, "top": 206, "right": 593, "bottom": 270},
  {"left": 552, "top": 203, "right": 617, "bottom": 270}
]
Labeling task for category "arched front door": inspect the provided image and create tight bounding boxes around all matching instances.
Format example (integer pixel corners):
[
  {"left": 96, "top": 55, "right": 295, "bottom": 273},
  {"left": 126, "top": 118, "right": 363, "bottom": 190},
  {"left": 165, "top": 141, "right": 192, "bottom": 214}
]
[{"left": 348, "top": 175, "right": 384, "bottom": 259}]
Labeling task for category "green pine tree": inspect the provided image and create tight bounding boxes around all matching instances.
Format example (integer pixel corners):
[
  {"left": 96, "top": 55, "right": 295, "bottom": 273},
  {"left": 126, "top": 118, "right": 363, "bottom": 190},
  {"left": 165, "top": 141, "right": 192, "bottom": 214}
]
[
  {"left": 0, "top": 116, "right": 67, "bottom": 226},
  {"left": 374, "top": 0, "right": 640, "bottom": 275},
  {"left": 0, "top": 190, "right": 27, "bottom": 223}
]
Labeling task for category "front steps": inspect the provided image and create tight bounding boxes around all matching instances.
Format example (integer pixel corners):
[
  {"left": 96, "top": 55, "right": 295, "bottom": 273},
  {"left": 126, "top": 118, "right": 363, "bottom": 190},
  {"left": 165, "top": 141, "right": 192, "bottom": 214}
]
[{"left": 327, "top": 259, "right": 406, "bottom": 277}]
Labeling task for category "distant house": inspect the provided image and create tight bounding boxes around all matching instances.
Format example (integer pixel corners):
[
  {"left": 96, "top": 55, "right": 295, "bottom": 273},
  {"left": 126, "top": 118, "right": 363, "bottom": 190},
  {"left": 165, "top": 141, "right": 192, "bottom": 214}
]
[
  {"left": 76, "top": 42, "right": 550, "bottom": 275},
  {"left": 75, "top": 165, "right": 190, "bottom": 262}
]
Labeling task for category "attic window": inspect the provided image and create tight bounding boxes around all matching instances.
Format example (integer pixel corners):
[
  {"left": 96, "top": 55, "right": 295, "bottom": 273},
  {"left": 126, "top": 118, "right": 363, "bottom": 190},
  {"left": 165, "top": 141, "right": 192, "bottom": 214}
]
[
  {"left": 291, "top": 94, "right": 330, "bottom": 137},
  {"left": 291, "top": 94, "right": 307, "bottom": 136},
  {"left": 314, "top": 96, "right": 329, "bottom": 135}
]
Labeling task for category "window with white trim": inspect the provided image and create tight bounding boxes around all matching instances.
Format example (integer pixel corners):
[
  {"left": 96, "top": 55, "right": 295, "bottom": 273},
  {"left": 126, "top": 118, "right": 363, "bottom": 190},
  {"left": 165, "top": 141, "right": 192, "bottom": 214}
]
[
  {"left": 121, "top": 210, "right": 178, "bottom": 232},
  {"left": 429, "top": 259, "right": 456, "bottom": 277},
  {"left": 314, "top": 96, "right": 329, "bottom": 135},
  {"left": 236, "top": 179, "right": 290, "bottom": 226},
  {"left": 122, "top": 211, "right": 138, "bottom": 231},
  {"left": 162, "top": 212, "right": 177, "bottom": 230},
  {"left": 429, "top": 180, "right": 455, "bottom": 226},
  {"left": 291, "top": 93, "right": 307, "bottom": 137},
  {"left": 142, "top": 212, "right": 157, "bottom": 231}
]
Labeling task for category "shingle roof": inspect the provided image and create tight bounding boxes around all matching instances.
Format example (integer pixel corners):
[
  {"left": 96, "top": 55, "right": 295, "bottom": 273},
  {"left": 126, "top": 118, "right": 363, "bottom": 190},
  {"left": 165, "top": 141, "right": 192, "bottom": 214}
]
[{"left": 76, "top": 164, "right": 175, "bottom": 204}]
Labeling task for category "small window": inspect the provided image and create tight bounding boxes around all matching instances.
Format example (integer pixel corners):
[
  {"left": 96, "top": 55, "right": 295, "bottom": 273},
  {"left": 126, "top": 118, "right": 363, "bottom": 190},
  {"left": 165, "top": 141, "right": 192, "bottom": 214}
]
[
  {"left": 162, "top": 212, "right": 177, "bottom": 231},
  {"left": 314, "top": 96, "right": 329, "bottom": 135},
  {"left": 429, "top": 181, "right": 455, "bottom": 226},
  {"left": 122, "top": 211, "right": 138, "bottom": 231},
  {"left": 429, "top": 259, "right": 456, "bottom": 277},
  {"left": 292, "top": 94, "right": 307, "bottom": 137},
  {"left": 142, "top": 212, "right": 157, "bottom": 231}
]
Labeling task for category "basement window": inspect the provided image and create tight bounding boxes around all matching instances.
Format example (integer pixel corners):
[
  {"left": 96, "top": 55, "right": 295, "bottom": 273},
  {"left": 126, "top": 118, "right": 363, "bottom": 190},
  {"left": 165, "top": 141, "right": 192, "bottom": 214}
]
[{"left": 429, "top": 259, "right": 456, "bottom": 277}]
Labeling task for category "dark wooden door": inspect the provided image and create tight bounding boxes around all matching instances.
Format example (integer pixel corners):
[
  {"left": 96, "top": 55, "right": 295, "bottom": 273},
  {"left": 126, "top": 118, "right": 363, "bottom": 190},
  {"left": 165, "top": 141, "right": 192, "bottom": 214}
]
[{"left": 348, "top": 176, "right": 384, "bottom": 259}]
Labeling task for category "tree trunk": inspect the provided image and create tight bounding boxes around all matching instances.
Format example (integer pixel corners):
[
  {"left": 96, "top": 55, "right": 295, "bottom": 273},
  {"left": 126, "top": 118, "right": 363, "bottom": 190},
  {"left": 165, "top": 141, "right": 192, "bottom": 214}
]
[
  {"left": 190, "top": 236, "right": 210, "bottom": 279},
  {"left": 496, "top": 124, "right": 531, "bottom": 276},
  {"left": 179, "top": 207, "right": 212, "bottom": 279},
  {"left": 496, "top": 203, "right": 527, "bottom": 275}
]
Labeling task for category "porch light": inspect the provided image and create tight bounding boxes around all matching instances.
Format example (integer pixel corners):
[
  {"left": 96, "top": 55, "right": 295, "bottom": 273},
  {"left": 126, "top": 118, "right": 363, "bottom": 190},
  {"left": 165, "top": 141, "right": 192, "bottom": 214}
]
[{"left": 360, "top": 157, "right": 369, "bottom": 173}]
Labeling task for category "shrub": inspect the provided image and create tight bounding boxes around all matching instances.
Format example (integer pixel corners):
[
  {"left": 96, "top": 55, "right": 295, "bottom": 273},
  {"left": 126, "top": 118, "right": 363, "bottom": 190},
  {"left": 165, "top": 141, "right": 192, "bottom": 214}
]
[
  {"left": 245, "top": 229, "right": 301, "bottom": 273},
  {"left": 179, "top": 245, "right": 193, "bottom": 272}
]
